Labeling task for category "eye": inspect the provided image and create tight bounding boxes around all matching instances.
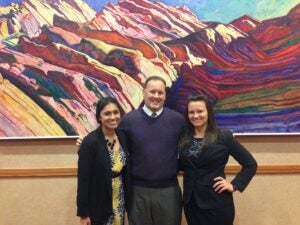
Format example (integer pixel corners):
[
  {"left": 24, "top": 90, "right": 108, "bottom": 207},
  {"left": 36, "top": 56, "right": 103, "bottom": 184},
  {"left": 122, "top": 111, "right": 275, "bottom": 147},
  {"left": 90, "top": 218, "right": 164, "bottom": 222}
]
[
  {"left": 103, "top": 111, "right": 111, "bottom": 116},
  {"left": 113, "top": 110, "right": 120, "bottom": 115}
]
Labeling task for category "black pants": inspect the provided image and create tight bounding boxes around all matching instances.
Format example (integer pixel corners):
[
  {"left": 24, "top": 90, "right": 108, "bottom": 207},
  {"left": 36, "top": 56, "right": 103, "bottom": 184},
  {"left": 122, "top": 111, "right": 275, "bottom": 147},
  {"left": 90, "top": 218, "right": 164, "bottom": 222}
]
[
  {"left": 91, "top": 220, "right": 105, "bottom": 225},
  {"left": 184, "top": 197, "right": 235, "bottom": 225},
  {"left": 91, "top": 222, "right": 102, "bottom": 225},
  {"left": 91, "top": 219, "right": 124, "bottom": 225}
]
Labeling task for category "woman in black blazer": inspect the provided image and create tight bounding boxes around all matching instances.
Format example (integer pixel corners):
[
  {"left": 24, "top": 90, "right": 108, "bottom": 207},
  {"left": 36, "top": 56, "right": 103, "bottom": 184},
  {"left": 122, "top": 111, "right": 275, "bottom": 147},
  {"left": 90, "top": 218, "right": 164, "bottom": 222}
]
[
  {"left": 77, "top": 97, "right": 129, "bottom": 225},
  {"left": 179, "top": 94, "right": 257, "bottom": 225}
]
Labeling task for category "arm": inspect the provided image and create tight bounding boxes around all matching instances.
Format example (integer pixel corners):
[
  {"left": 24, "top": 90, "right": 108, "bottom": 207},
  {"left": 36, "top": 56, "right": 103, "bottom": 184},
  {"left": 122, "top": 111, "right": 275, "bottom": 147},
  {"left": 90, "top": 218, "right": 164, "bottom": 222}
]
[
  {"left": 77, "top": 137, "right": 94, "bottom": 218},
  {"left": 213, "top": 130, "right": 257, "bottom": 193},
  {"left": 178, "top": 157, "right": 184, "bottom": 172},
  {"left": 226, "top": 131, "right": 257, "bottom": 192}
]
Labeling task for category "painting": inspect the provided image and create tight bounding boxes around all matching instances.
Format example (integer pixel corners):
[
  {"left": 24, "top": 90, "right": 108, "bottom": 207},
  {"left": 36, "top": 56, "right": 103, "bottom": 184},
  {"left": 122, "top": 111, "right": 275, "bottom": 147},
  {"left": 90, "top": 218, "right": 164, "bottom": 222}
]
[{"left": 0, "top": 0, "right": 299, "bottom": 138}]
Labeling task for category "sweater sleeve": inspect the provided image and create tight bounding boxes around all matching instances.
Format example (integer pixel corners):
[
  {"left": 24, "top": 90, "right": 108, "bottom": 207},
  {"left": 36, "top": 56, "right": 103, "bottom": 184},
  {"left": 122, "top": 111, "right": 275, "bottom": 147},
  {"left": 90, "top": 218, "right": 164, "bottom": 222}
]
[
  {"left": 76, "top": 137, "right": 94, "bottom": 217},
  {"left": 224, "top": 130, "right": 257, "bottom": 192}
]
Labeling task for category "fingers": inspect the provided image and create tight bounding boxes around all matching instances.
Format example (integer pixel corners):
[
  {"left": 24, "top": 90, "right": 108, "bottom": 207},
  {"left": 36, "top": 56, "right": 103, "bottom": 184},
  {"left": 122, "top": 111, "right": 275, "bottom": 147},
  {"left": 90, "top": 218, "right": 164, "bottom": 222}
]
[
  {"left": 213, "top": 177, "right": 231, "bottom": 193},
  {"left": 76, "top": 136, "right": 83, "bottom": 146},
  {"left": 80, "top": 216, "right": 91, "bottom": 225}
]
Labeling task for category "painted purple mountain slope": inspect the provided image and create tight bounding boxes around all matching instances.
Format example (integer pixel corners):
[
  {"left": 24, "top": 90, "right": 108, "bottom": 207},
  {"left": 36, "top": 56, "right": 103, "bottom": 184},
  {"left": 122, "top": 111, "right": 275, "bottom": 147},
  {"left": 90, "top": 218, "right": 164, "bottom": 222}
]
[{"left": 0, "top": 0, "right": 299, "bottom": 137}]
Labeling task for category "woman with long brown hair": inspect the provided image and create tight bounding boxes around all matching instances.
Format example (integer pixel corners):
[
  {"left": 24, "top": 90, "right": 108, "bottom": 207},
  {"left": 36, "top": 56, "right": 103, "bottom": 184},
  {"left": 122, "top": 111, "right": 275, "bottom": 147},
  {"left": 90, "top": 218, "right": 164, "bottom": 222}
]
[{"left": 179, "top": 94, "right": 257, "bottom": 225}]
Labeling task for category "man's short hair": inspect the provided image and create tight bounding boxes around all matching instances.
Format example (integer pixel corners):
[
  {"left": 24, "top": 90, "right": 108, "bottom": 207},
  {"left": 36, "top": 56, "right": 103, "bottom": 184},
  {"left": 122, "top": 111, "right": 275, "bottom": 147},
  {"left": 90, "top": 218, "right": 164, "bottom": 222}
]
[{"left": 144, "top": 76, "right": 166, "bottom": 88}]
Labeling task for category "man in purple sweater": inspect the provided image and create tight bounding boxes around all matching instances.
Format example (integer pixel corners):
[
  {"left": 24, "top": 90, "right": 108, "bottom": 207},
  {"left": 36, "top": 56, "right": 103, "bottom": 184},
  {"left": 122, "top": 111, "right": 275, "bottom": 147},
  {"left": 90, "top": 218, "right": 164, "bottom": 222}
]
[{"left": 119, "top": 76, "right": 185, "bottom": 225}]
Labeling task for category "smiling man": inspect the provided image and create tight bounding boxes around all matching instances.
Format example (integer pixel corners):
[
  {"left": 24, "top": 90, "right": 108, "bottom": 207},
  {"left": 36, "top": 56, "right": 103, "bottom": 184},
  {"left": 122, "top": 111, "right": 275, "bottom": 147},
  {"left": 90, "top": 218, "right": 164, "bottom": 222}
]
[{"left": 118, "top": 76, "right": 185, "bottom": 225}]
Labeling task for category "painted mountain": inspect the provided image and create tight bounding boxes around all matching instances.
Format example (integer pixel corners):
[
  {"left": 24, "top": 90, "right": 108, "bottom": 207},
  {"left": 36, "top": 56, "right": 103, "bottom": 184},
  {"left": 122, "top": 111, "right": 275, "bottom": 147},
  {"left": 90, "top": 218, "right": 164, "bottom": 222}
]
[{"left": 0, "top": 0, "right": 299, "bottom": 137}]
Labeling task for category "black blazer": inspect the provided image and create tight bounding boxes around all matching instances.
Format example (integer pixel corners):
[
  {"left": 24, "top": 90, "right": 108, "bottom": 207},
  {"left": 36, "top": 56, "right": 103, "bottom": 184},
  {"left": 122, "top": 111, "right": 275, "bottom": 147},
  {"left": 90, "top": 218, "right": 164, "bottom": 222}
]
[
  {"left": 77, "top": 127, "right": 129, "bottom": 222},
  {"left": 179, "top": 130, "right": 257, "bottom": 209}
]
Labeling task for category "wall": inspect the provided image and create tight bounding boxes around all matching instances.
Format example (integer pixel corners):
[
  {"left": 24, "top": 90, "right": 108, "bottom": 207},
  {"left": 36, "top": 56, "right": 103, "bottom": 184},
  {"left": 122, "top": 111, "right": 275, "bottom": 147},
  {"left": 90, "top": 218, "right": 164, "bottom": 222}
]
[{"left": 0, "top": 136, "right": 299, "bottom": 225}]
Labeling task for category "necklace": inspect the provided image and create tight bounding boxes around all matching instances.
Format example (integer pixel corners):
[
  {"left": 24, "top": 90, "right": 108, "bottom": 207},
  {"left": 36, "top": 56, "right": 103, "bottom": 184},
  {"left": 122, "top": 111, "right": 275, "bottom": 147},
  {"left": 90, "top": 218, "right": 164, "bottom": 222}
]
[{"left": 106, "top": 138, "right": 116, "bottom": 151}]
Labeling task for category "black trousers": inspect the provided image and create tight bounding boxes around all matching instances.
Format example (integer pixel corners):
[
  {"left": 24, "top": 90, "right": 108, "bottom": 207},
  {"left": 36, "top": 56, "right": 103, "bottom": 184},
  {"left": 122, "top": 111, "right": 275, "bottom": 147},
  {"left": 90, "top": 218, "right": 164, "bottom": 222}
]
[
  {"left": 91, "top": 220, "right": 104, "bottom": 225},
  {"left": 91, "top": 222, "right": 102, "bottom": 225},
  {"left": 184, "top": 197, "right": 235, "bottom": 225},
  {"left": 91, "top": 218, "right": 124, "bottom": 225}
]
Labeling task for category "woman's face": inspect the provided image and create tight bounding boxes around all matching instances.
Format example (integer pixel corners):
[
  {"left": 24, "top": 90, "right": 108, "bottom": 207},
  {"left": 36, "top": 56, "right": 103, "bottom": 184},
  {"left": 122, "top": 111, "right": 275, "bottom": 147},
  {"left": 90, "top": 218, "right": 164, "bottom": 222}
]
[
  {"left": 98, "top": 103, "right": 121, "bottom": 131},
  {"left": 188, "top": 100, "right": 208, "bottom": 129}
]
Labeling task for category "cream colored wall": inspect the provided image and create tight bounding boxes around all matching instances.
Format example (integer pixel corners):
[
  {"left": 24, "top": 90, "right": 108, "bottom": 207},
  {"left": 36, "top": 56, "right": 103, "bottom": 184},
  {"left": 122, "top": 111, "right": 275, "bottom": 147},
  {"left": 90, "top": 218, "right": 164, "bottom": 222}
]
[{"left": 0, "top": 136, "right": 299, "bottom": 225}]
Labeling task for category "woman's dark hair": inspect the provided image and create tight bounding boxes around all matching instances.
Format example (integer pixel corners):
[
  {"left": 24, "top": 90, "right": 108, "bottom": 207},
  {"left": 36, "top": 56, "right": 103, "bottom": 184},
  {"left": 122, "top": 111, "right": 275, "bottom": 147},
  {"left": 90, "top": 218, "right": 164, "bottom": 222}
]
[
  {"left": 95, "top": 97, "right": 122, "bottom": 124},
  {"left": 178, "top": 94, "right": 219, "bottom": 151}
]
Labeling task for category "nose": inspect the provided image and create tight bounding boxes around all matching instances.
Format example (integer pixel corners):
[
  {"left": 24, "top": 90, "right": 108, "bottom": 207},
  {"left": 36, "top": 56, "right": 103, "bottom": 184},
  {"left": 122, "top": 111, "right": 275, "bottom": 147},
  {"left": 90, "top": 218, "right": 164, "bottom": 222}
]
[
  {"left": 153, "top": 92, "right": 160, "bottom": 98},
  {"left": 110, "top": 114, "right": 117, "bottom": 120},
  {"left": 194, "top": 113, "right": 200, "bottom": 118}
]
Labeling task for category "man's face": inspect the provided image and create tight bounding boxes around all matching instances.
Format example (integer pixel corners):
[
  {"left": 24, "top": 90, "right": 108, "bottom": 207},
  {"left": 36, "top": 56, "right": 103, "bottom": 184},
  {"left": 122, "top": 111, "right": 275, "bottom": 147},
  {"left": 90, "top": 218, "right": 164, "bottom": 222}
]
[{"left": 143, "top": 79, "right": 166, "bottom": 112}]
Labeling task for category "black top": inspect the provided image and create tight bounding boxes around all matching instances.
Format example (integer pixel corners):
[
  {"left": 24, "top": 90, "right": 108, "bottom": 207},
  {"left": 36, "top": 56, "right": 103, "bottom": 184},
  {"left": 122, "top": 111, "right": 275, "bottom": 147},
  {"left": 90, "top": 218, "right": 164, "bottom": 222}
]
[{"left": 179, "top": 129, "right": 257, "bottom": 209}]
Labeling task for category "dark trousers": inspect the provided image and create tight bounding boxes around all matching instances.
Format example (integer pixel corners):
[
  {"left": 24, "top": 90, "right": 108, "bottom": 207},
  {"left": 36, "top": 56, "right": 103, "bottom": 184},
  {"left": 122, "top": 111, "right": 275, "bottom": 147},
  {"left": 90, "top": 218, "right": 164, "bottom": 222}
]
[
  {"left": 184, "top": 197, "right": 235, "bottom": 225},
  {"left": 91, "top": 222, "right": 102, "bottom": 225},
  {"left": 91, "top": 219, "right": 105, "bottom": 225},
  {"left": 91, "top": 218, "right": 124, "bottom": 225},
  {"left": 128, "top": 185, "right": 182, "bottom": 225}
]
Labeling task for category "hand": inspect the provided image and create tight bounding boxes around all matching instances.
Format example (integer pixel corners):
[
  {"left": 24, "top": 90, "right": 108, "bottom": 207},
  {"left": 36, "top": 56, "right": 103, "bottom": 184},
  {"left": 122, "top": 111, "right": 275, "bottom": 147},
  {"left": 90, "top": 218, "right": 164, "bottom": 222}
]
[
  {"left": 80, "top": 217, "right": 91, "bottom": 225},
  {"left": 213, "top": 176, "right": 235, "bottom": 193},
  {"left": 76, "top": 136, "right": 83, "bottom": 147}
]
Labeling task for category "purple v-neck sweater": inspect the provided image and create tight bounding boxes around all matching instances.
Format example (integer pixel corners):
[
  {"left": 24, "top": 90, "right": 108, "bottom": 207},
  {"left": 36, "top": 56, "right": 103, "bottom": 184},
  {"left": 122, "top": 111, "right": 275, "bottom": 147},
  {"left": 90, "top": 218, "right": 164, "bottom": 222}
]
[{"left": 119, "top": 108, "right": 185, "bottom": 188}]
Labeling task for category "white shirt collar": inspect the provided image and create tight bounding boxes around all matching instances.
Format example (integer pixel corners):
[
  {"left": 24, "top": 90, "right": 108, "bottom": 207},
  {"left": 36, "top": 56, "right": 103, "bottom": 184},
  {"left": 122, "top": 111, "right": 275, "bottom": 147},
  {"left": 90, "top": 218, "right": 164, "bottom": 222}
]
[{"left": 142, "top": 105, "right": 163, "bottom": 117}]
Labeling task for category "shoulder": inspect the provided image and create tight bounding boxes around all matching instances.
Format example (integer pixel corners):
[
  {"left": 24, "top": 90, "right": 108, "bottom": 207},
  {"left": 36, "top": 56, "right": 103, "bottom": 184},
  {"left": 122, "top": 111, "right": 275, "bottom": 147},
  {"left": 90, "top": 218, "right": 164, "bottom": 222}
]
[
  {"left": 164, "top": 107, "right": 184, "bottom": 120},
  {"left": 82, "top": 127, "right": 103, "bottom": 145},
  {"left": 78, "top": 128, "right": 103, "bottom": 155},
  {"left": 217, "top": 129, "right": 234, "bottom": 142},
  {"left": 120, "top": 109, "right": 142, "bottom": 127},
  {"left": 122, "top": 109, "right": 141, "bottom": 120}
]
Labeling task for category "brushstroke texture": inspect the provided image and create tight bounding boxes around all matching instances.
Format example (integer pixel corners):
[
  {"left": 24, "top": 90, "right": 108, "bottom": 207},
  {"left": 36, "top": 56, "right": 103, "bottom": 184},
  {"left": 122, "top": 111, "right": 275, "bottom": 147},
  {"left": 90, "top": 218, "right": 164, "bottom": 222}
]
[{"left": 0, "top": 0, "right": 299, "bottom": 137}]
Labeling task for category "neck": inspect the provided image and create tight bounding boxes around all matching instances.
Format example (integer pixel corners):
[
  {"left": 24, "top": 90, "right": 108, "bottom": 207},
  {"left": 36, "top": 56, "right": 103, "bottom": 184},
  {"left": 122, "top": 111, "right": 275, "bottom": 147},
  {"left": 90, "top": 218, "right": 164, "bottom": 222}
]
[
  {"left": 101, "top": 126, "right": 116, "bottom": 139},
  {"left": 194, "top": 126, "right": 206, "bottom": 138}
]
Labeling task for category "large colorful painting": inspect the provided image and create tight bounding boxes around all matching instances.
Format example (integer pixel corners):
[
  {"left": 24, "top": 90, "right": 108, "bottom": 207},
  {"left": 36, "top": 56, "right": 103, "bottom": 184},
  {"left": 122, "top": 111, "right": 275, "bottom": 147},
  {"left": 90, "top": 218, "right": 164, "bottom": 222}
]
[{"left": 0, "top": 0, "right": 299, "bottom": 138}]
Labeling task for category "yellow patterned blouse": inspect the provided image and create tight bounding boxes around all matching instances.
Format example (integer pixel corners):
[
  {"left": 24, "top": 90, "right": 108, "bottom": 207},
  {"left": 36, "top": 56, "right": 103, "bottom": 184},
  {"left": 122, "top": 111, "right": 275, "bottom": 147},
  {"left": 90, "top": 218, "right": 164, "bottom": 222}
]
[{"left": 105, "top": 146, "right": 126, "bottom": 225}]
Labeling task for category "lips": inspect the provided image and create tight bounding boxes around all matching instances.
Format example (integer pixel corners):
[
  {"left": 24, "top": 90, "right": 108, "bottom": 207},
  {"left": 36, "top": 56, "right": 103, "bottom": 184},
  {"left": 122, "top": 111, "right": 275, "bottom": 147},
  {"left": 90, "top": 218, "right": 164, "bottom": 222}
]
[
  {"left": 107, "top": 120, "right": 119, "bottom": 126},
  {"left": 191, "top": 119, "right": 203, "bottom": 124},
  {"left": 151, "top": 100, "right": 161, "bottom": 104}
]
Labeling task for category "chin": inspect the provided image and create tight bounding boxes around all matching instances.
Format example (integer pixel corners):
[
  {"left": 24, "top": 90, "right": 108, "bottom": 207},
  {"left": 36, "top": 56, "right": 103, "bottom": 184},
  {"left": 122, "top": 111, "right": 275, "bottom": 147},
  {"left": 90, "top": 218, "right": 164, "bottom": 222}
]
[
  {"left": 193, "top": 123, "right": 204, "bottom": 127},
  {"left": 151, "top": 105, "right": 161, "bottom": 110}
]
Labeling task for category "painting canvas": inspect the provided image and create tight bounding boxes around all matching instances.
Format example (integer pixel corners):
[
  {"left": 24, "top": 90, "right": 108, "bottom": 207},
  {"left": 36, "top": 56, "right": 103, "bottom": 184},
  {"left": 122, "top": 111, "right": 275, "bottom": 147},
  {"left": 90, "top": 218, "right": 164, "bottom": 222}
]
[{"left": 0, "top": 0, "right": 299, "bottom": 138}]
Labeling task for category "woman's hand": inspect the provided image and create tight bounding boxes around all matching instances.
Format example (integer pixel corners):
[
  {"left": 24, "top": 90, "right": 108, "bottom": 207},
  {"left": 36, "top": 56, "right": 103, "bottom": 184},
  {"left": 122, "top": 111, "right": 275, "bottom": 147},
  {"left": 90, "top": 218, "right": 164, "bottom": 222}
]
[
  {"left": 80, "top": 217, "right": 91, "bottom": 225},
  {"left": 213, "top": 176, "right": 235, "bottom": 193}
]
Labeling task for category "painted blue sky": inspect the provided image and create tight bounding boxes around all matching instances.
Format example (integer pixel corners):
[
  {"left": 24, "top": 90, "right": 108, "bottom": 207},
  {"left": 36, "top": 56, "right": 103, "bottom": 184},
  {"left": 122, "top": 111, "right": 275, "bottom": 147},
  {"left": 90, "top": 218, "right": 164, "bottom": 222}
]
[{"left": 1, "top": 0, "right": 299, "bottom": 23}]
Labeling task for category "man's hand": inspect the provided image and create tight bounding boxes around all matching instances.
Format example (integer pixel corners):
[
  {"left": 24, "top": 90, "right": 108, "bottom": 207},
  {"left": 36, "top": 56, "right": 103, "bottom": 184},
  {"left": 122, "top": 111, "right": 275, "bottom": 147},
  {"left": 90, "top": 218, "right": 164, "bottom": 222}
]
[
  {"left": 80, "top": 217, "right": 91, "bottom": 225},
  {"left": 76, "top": 136, "right": 83, "bottom": 147}
]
